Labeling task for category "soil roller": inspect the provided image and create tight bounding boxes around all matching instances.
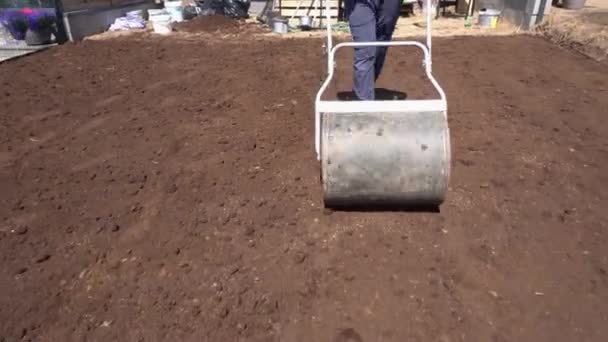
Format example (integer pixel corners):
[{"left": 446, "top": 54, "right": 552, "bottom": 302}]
[{"left": 315, "top": 0, "right": 450, "bottom": 208}]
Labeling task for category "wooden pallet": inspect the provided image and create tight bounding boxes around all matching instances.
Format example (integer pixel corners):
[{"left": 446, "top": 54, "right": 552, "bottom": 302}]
[{"left": 274, "top": 0, "right": 342, "bottom": 27}]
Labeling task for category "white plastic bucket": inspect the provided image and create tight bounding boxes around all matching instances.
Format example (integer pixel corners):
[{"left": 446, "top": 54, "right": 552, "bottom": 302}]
[
  {"left": 150, "top": 14, "right": 172, "bottom": 34},
  {"left": 478, "top": 8, "right": 501, "bottom": 28},
  {"left": 165, "top": 1, "right": 184, "bottom": 22},
  {"left": 272, "top": 17, "right": 288, "bottom": 34},
  {"left": 300, "top": 15, "right": 311, "bottom": 27}
]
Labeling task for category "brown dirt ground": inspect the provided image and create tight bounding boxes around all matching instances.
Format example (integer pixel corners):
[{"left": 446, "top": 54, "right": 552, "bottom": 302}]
[
  {"left": 174, "top": 15, "right": 246, "bottom": 33},
  {"left": 1, "top": 20, "right": 608, "bottom": 342}
]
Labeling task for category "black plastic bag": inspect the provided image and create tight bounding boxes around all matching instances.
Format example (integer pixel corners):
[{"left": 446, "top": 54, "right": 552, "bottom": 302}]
[
  {"left": 222, "top": 0, "right": 250, "bottom": 18},
  {"left": 195, "top": 0, "right": 225, "bottom": 16}
]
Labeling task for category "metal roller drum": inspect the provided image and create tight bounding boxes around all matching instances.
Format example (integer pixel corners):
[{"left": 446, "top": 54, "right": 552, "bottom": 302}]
[
  {"left": 315, "top": 0, "right": 450, "bottom": 208},
  {"left": 321, "top": 110, "right": 450, "bottom": 207}
]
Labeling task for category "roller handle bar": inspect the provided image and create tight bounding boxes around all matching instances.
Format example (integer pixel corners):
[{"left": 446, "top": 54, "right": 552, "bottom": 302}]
[{"left": 324, "top": 0, "right": 434, "bottom": 72}]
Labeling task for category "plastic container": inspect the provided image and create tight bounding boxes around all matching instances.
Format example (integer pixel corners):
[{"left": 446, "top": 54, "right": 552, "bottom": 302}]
[
  {"left": 563, "top": 0, "right": 586, "bottom": 10},
  {"left": 300, "top": 15, "right": 312, "bottom": 30},
  {"left": 127, "top": 9, "right": 144, "bottom": 18},
  {"left": 150, "top": 13, "right": 172, "bottom": 22},
  {"left": 272, "top": 17, "right": 288, "bottom": 34},
  {"left": 148, "top": 8, "right": 168, "bottom": 18},
  {"left": 478, "top": 8, "right": 501, "bottom": 28},
  {"left": 165, "top": 0, "right": 185, "bottom": 22},
  {"left": 150, "top": 14, "right": 173, "bottom": 34}
]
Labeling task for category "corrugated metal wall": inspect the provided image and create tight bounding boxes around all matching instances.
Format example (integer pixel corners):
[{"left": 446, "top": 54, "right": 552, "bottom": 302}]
[
  {"left": 62, "top": 0, "right": 149, "bottom": 11},
  {"left": 0, "top": 0, "right": 56, "bottom": 8},
  {"left": 0, "top": 0, "right": 153, "bottom": 11}
]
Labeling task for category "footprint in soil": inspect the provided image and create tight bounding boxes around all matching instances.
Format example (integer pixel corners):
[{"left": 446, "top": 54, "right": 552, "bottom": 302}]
[{"left": 335, "top": 328, "right": 363, "bottom": 342}]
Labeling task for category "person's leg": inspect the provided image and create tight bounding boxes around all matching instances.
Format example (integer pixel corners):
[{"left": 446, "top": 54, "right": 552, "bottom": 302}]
[
  {"left": 346, "top": 0, "right": 377, "bottom": 100},
  {"left": 374, "top": 0, "right": 401, "bottom": 80}
]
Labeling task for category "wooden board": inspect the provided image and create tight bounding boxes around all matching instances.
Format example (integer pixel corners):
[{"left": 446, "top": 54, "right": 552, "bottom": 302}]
[
  {"left": 285, "top": 17, "right": 338, "bottom": 28},
  {"left": 278, "top": 8, "right": 339, "bottom": 17},
  {"left": 274, "top": 0, "right": 343, "bottom": 26},
  {"left": 277, "top": 4, "right": 340, "bottom": 10},
  {"left": 275, "top": 0, "right": 340, "bottom": 8},
  {"left": 456, "top": 0, "right": 469, "bottom": 14}
]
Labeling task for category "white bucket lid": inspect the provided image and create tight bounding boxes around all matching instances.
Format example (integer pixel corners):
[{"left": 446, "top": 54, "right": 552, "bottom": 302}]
[{"left": 479, "top": 8, "right": 501, "bottom": 16}]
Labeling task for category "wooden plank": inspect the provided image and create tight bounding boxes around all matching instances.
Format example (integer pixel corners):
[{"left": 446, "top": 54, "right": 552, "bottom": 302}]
[
  {"left": 279, "top": 5, "right": 341, "bottom": 10},
  {"left": 275, "top": 0, "right": 343, "bottom": 20},
  {"left": 286, "top": 17, "right": 339, "bottom": 27},
  {"left": 456, "top": 0, "right": 469, "bottom": 14},
  {"left": 281, "top": 6, "right": 340, "bottom": 11},
  {"left": 278, "top": 9, "right": 339, "bottom": 17},
  {"left": 276, "top": 0, "right": 340, "bottom": 7}
]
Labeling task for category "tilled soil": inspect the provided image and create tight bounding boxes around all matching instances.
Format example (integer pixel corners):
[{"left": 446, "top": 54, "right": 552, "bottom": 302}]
[
  {"left": 1, "top": 27, "right": 608, "bottom": 342},
  {"left": 174, "top": 15, "right": 245, "bottom": 33}
]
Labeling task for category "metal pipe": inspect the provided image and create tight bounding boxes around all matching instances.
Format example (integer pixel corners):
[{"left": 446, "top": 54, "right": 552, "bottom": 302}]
[
  {"left": 325, "top": 0, "right": 333, "bottom": 72},
  {"left": 426, "top": 0, "right": 432, "bottom": 71},
  {"left": 535, "top": 0, "right": 548, "bottom": 26}
]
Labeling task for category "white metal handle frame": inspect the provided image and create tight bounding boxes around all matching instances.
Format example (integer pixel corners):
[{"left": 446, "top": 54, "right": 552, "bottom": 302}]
[
  {"left": 314, "top": 41, "right": 447, "bottom": 159},
  {"left": 324, "top": 0, "right": 436, "bottom": 71},
  {"left": 315, "top": 0, "right": 447, "bottom": 160}
]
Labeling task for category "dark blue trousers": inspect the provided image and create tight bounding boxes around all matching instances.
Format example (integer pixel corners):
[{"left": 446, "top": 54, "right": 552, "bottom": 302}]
[{"left": 345, "top": 0, "right": 401, "bottom": 100}]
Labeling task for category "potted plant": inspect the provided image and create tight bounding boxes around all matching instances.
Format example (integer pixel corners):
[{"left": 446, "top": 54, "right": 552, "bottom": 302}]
[
  {"left": 0, "top": 9, "right": 29, "bottom": 40},
  {"left": 25, "top": 8, "right": 56, "bottom": 45}
]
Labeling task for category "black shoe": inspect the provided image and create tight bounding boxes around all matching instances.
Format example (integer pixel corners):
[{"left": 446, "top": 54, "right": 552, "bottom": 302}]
[
  {"left": 375, "top": 88, "right": 407, "bottom": 100},
  {"left": 336, "top": 91, "right": 362, "bottom": 101}
]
